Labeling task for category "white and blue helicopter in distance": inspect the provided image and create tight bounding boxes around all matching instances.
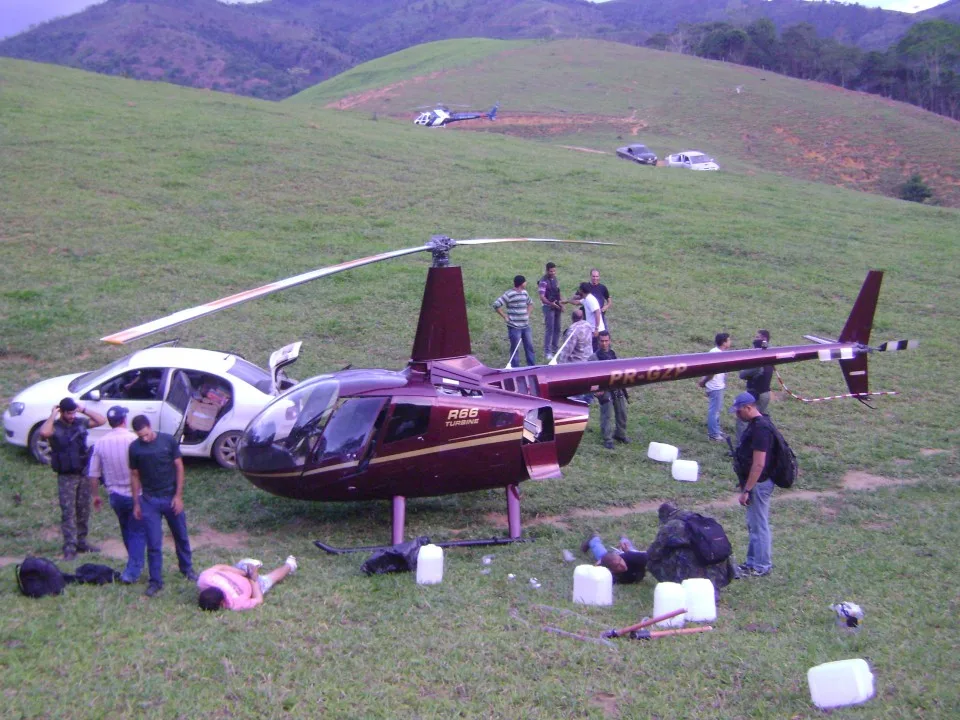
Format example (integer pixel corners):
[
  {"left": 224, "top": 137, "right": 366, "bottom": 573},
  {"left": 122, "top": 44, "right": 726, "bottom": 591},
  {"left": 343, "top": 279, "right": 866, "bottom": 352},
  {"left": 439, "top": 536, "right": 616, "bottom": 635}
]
[{"left": 413, "top": 102, "right": 499, "bottom": 127}]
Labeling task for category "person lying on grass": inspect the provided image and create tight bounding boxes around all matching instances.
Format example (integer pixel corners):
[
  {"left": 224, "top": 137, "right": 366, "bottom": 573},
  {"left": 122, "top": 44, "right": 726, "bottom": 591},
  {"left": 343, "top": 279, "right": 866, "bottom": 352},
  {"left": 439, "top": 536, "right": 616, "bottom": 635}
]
[{"left": 197, "top": 556, "right": 297, "bottom": 612}]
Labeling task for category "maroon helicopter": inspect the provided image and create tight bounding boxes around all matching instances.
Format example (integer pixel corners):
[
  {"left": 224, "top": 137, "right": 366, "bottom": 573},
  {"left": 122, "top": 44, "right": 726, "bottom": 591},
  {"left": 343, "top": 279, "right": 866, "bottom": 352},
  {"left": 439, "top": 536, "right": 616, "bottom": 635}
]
[{"left": 103, "top": 236, "right": 911, "bottom": 551}]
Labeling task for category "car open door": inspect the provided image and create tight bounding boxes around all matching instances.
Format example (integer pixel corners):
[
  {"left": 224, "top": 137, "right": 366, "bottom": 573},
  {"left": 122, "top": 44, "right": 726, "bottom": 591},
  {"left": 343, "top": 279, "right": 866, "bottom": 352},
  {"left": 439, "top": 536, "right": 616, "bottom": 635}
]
[
  {"left": 160, "top": 370, "right": 190, "bottom": 443},
  {"left": 269, "top": 341, "right": 302, "bottom": 395}
]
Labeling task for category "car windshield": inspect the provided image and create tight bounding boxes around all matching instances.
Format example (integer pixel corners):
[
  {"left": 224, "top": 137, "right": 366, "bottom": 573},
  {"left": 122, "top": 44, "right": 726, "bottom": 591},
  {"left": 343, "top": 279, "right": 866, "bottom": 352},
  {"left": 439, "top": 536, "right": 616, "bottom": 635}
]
[
  {"left": 632, "top": 146, "right": 651, "bottom": 154},
  {"left": 238, "top": 378, "right": 340, "bottom": 473},
  {"left": 67, "top": 354, "right": 134, "bottom": 393},
  {"left": 689, "top": 154, "right": 712, "bottom": 163},
  {"left": 227, "top": 357, "right": 273, "bottom": 394}
]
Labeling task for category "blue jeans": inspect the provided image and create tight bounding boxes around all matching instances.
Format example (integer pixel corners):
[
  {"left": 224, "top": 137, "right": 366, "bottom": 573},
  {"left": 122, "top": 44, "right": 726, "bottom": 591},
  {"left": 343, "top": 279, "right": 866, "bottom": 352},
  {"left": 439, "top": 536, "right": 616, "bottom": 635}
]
[
  {"left": 587, "top": 536, "right": 609, "bottom": 562},
  {"left": 745, "top": 479, "right": 774, "bottom": 572},
  {"left": 140, "top": 494, "right": 193, "bottom": 586},
  {"left": 541, "top": 306, "right": 561, "bottom": 357},
  {"left": 507, "top": 325, "right": 536, "bottom": 367},
  {"left": 109, "top": 492, "right": 145, "bottom": 582},
  {"left": 707, "top": 388, "right": 725, "bottom": 437}
]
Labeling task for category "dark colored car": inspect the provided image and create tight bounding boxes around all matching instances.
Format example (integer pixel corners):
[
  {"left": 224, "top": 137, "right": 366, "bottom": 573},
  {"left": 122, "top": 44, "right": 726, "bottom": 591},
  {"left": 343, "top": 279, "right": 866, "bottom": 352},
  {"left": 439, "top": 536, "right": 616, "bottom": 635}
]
[{"left": 616, "top": 144, "right": 658, "bottom": 166}]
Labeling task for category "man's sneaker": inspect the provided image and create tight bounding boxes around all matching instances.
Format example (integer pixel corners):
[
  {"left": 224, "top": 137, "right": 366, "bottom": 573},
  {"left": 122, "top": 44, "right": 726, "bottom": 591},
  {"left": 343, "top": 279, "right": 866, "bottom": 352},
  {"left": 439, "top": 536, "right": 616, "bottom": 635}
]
[
  {"left": 119, "top": 575, "right": 137, "bottom": 585},
  {"left": 63, "top": 548, "right": 77, "bottom": 562},
  {"left": 747, "top": 566, "right": 771, "bottom": 577},
  {"left": 614, "top": 436, "right": 631, "bottom": 444},
  {"left": 737, "top": 563, "right": 770, "bottom": 578},
  {"left": 237, "top": 558, "right": 262, "bottom": 574},
  {"left": 145, "top": 582, "right": 163, "bottom": 597},
  {"left": 709, "top": 434, "right": 727, "bottom": 442},
  {"left": 580, "top": 533, "right": 599, "bottom": 554},
  {"left": 183, "top": 569, "right": 199, "bottom": 582},
  {"left": 77, "top": 543, "right": 100, "bottom": 553},
  {"left": 603, "top": 440, "right": 615, "bottom": 450},
  {"left": 285, "top": 556, "right": 298, "bottom": 574}
]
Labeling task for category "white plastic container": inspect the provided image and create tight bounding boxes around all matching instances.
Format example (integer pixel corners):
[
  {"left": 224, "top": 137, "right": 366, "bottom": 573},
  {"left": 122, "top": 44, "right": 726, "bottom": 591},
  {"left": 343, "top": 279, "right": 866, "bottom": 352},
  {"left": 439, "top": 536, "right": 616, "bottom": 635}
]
[
  {"left": 647, "top": 442, "right": 679, "bottom": 463},
  {"left": 671, "top": 459, "right": 699, "bottom": 482},
  {"left": 652, "top": 582, "right": 686, "bottom": 627},
  {"left": 681, "top": 578, "right": 717, "bottom": 622},
  {"left": 416, "top": 544, "right": 444, "bottom": 585},
  {"left": 572, "top": 565, "right": 613, "bottom": 606},
  {"left": 807, "top": 659, "right": 875, "bottom": 709}
]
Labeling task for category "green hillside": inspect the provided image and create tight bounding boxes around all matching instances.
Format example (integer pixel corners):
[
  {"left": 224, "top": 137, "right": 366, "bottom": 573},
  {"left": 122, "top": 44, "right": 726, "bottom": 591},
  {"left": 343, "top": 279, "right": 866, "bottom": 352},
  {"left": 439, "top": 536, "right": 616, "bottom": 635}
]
[
  {"left": 1, "top": 58, "right": 959, "bottom": 718},
  {"left": 292, "top": 38, "right": 960, "bottom": 207}
]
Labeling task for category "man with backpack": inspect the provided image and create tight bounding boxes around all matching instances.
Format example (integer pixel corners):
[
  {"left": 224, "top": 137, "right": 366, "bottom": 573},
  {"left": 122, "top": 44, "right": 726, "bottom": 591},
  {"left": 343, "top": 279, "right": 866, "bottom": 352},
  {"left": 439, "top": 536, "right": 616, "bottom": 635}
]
[
  {"left": 646, "top": 502, "right": 736, "bottom": 593},
  {"left": 730, "top": 391, "right": 779, "bottom": 577},
  {"left": 39, "top": 398, "right": 106, "bottom": 561}
]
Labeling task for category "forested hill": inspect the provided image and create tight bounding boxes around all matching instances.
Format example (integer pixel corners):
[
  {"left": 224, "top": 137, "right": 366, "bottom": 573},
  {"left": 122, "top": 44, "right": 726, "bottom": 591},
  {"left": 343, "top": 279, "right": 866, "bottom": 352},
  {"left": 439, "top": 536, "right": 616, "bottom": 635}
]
[{"left": 1, "top": 0, "right": 956, "bottom": 101}]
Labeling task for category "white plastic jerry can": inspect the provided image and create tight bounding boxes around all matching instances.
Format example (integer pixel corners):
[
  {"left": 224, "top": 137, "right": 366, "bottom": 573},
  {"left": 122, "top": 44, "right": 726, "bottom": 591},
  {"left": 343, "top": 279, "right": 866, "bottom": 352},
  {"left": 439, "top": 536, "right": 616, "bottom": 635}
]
[
  {"left": 416, "top": 544, "right": 444, "bottom": 585},
  {"left": 572, "top": 564, "right": 613, "bottom": 606},
  {"left": 807, "top": 658, "right": 875, "bottom": 709}
]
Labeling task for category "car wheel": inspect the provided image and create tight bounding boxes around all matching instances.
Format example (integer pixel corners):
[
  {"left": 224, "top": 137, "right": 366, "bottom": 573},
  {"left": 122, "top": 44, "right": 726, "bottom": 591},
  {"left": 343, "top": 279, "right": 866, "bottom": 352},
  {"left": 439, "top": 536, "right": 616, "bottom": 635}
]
[
  {"left": 212, "top": 430, "right": 243, "bottom": 469},
  {"left": 29, "top": 425, "right": 52, "bottom": 465}
]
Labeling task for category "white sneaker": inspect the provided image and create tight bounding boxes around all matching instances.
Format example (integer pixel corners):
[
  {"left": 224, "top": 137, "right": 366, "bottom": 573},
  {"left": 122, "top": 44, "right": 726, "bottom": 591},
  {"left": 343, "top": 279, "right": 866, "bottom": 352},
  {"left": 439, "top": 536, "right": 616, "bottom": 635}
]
[
  {"left": 237, "top": 558, "right": 262, "bottom": 573},
  {"left": 285, "top": 555, "right": 298, "bottom": 574}
]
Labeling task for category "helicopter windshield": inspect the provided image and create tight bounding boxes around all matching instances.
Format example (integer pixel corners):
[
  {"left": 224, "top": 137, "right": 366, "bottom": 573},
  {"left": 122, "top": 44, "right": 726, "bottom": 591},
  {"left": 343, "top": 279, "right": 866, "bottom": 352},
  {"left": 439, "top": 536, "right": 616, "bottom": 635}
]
[{"left": 238, "top": 378, "right": 339, "bottom": 473}]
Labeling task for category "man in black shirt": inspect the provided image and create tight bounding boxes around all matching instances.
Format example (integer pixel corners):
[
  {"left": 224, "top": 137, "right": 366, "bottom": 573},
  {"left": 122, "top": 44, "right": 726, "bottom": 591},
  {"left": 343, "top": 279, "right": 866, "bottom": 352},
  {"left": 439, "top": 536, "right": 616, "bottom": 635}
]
[
  {"left": 589, "top": 331, "right": 629, "bottom": 449},
  {"left": 587, "top": 268, "right": 611, "bottom": 330},
  {"left": 130, "top": 415, "right": 197, "bottom": 596},
  {"left": 581, "top": 533, "right": 647, "bottom": 584},
  {"left": 731, "top": 392, "right": 776, "bottom": 577},
  {"left": 737, "top": 329, "right": 773, "bottom": 441}
]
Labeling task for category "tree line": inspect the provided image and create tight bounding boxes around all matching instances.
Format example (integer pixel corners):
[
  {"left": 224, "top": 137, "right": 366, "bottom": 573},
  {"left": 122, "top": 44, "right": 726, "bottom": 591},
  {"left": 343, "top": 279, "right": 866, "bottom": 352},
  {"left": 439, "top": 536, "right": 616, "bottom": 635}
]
[{"left": 646, "top": 19, "right": 960, "bottom": 121}]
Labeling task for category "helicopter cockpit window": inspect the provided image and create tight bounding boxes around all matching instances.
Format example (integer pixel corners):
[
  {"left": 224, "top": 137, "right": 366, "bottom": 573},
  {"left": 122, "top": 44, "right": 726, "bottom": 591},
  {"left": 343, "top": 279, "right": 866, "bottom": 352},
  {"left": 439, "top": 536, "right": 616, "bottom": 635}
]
[
  {"left": 384, "top": 404, "right": 431, "bottom": 444},
  {"left": 502, "top": 378, "right": 516, "bottom": 393},
  {"left": 237, "top": 379, "right": 339, "bottom": 473},
  {"left": 312, "top": 398, "right": 385, "bottom": 465},
  {"left": 515, "top": 376, "right": 528, "bottom": 394}
]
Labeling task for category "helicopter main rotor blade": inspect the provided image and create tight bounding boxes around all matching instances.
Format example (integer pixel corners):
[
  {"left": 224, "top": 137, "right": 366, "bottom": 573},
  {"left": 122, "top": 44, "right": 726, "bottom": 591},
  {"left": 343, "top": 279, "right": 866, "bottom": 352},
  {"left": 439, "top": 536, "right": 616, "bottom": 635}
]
[
  {"left": 455, "top": 238, "right": 617, "bottom": 247},
  {"left": 101, "top": 244, "right": 431, "bottom": 345}
]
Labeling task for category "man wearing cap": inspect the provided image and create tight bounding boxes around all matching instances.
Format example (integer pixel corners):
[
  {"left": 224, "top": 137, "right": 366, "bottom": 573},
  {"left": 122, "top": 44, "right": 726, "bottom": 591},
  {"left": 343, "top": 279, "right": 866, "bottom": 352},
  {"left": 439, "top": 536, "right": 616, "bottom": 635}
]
[
  {"left": 87, "top": 406, "right": 144, "bottom": 584},
  {"left": 589, "top": 330, "right": 630, "bottom": 450},
  {"left": 492, "top": 274, "right": 536, "bottom": 367},
  {"left": 730, "top": 392, "right": 777, "bottom": 577},
  {"left": 129, "top": 415, "right": 197, "bottom": 596},
  {"left": 39, "top": 398, "right": 107, "bottom": 561}
]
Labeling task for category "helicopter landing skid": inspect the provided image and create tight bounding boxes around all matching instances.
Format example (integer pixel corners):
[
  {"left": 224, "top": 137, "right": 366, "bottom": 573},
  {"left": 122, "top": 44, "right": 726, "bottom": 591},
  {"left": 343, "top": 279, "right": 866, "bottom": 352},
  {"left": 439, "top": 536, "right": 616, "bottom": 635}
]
[
  {"left": 314, "top": 485, "right": 531, "bottom": 555},
  {"left": 313, "top": 536, "right": 532, "bottom": 555}
]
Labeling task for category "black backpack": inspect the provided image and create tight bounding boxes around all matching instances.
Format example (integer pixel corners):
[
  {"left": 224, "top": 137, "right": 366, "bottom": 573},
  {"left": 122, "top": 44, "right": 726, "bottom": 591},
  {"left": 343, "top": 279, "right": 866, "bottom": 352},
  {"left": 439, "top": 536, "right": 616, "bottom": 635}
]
[
  {"left": 768, "top": 422, "right": 798, "bottom": 489},
  {"left": 728, "top": 417, "right": 798, "bottom": 490},
  {"left": 684, "top": 513, "right": 732, "bottom": 564},
  {"left": 15, "top": 556, "right": 67, "bottom": 598},
  {"left": 65, "top": 563, "right": 121, "bottom": 585}
]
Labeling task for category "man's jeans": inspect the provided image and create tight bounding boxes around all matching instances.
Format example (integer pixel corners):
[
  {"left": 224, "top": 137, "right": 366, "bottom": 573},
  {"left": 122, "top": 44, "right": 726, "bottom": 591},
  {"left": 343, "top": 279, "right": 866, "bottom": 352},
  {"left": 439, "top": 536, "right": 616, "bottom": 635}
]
[
  {"left": 507, "top": 325, "right": 536, "bottom": 367},
  {"left": 140, "top": 494, "right": 193, "bottom": 586},
  {"left": 109, "top": 492, "right": 145, "bottom": 582},
  {"left": 745, "top": 479, "right": 774, "bottom": 572},
  {"left": 587, "top": 536, "right": 609, "bottom": 562},
  {"left": 541, "top": 306, "right": 561, "bottom": 357},
  {"left": 706, "top": 389, "right": 725, "bottom": 437},
  {"left": 599, "top": 392, "right": 628, "bottom": 443}
]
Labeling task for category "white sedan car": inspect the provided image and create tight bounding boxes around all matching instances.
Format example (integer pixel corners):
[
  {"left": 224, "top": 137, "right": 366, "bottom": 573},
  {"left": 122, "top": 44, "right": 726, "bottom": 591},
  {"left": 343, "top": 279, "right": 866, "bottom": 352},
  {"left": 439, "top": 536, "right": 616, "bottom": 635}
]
[
  {"left": 666, "top": 151, "right": 719, "bottom": 171},
  {"left": 3, "top": 342, "right": 301, "bottom": 469}
]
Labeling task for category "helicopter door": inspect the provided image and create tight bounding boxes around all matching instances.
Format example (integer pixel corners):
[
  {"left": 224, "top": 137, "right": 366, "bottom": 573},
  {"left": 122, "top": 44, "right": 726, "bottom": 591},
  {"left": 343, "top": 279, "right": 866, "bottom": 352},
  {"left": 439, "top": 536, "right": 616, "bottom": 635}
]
[
  {"left": 520, "top": 407, "right": 561, "bottom": 480},
  {"left": 159, "top": 370, "right": 190, "bottom": 443}
]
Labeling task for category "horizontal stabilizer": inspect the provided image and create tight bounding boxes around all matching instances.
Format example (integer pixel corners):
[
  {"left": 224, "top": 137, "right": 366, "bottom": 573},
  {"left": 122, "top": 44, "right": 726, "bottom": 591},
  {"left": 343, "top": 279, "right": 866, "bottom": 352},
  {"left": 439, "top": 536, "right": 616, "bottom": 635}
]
[{"left": 876, "top": 339, "right": 919, "bottom": 352}]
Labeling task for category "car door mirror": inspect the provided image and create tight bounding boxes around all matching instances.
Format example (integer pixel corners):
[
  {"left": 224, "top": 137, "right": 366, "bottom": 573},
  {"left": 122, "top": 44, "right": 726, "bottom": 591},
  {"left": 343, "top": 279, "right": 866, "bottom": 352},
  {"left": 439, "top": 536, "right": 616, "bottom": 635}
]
[{"left": 87, "top": 389, "right": 101, "bottom": 402}]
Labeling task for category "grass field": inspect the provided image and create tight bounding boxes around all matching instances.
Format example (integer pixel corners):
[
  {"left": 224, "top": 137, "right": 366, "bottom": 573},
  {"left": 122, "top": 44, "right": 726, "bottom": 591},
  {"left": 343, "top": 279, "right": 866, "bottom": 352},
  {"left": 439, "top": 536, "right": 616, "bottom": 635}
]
[
  {"left": 1, "top": 53, "right": 959, "bottom": 718},
  {"left": 292, "top": 38, "right": 960, "bottom": 208}
]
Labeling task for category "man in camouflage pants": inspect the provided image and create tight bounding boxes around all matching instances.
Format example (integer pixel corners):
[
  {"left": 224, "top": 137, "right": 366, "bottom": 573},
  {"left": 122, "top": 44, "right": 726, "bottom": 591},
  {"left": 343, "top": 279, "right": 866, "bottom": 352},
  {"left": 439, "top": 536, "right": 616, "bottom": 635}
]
[
  {"left": 39, "top": 397, "right": 107, "bottom": 561},
  {"left": 646, "top": 502, "right": 736, "bottom": 593}
]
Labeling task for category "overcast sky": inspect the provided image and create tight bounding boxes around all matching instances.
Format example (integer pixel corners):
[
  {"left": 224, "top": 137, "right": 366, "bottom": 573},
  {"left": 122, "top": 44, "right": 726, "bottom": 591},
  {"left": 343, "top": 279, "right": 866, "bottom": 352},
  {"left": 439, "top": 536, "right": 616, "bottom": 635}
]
[{"left": 0, "top": 0, "right": 950, "bottom": 41}]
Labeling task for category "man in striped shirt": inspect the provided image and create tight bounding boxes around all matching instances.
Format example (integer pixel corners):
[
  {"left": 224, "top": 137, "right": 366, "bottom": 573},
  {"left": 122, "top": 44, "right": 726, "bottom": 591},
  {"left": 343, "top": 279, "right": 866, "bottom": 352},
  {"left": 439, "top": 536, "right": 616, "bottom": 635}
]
[
  {"left": 88, "top": 405, "right": 144, "bottom": 584},
  {"left": 492, "top": 275, "right": 536, "bottom": 367}
]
